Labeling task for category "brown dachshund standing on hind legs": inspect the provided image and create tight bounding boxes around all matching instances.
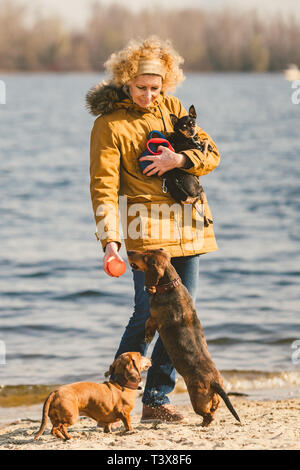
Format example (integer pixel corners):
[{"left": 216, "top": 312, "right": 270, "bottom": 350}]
[{"left": 127, "top": 249, "right": 241, "bottom": 427}]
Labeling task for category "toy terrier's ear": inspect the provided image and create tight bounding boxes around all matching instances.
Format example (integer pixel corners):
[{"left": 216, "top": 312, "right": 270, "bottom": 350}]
[
  {"left": 170, "top": 113, "right": 179, "bottom": 127},
  {"left": 189, "top": 105, "right": 197, "bottom": 119}
]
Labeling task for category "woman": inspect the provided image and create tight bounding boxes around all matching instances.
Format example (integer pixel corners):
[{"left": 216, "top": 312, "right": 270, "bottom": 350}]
[{"left": 87, "top": 37, "right": 220, "bottom": 422}]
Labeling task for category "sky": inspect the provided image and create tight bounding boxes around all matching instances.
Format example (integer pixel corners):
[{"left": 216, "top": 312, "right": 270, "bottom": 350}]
[{"left": 17, "top": 0, "right": 300, "bottom": 30}]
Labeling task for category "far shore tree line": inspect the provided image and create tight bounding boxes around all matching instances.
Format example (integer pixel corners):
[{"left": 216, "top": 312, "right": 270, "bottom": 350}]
[{"left": 1, "top": 0, "right": 300, "bottom": 72}]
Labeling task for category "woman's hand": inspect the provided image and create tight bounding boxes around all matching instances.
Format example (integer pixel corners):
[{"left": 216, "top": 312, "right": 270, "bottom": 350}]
[
  {"left": 139, "top": 146, "right": 187, "bottom": 177},
  {"left": 103, "top": 241, "right": 123, "bottom": 276}
]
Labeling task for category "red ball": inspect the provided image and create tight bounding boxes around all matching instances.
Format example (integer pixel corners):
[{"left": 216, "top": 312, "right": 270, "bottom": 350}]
[{"left": 106, "top": 257, "right": 126, "bottom": 277}]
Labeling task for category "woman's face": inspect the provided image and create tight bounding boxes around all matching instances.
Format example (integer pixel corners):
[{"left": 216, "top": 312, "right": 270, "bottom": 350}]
[{"left": 128, "top": 74, "right": 162, "bottom": 108}]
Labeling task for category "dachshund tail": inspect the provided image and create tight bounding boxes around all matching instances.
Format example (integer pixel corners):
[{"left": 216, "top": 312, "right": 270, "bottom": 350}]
[
  {"left": 211, "top": 382, "right": 241, "bottom": 423},
  {"left": 34, "top": 391, "right": 55, "bottom": 439}
]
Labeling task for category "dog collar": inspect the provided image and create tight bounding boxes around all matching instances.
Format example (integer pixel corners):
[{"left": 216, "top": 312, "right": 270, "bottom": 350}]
[
  {"left": 113, "top": 375, "right": 142, "bottom": 391},
  {"left": 146, "top": 277, "right": 181, "bottom": 295}
]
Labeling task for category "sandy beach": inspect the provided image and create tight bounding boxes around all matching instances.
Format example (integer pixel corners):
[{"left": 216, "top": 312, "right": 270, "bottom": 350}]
[{"left": 0, "top": 393, "right": 299, "bottom": 450}]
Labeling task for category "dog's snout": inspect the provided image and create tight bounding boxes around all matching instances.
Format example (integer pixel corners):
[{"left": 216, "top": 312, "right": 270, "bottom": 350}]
[
  {"left": 130, "top": 262, "right": 139, "bottom": 270},
  {"left": 127, "top": 251, "right": 139, "bottom": 270}
]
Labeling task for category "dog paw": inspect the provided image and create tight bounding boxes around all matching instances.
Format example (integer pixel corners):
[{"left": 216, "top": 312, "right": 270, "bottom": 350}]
[{"left": 201, "top": 416, "right": 213, "bottom": 427}]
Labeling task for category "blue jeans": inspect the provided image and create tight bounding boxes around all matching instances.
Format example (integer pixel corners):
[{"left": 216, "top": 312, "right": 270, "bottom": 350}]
[{"left": 114, "top": 254, "right": 200, "bottom": 407}]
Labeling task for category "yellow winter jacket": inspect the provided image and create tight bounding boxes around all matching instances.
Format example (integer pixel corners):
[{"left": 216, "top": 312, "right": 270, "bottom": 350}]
[{"left": 87, "top": 82, "right": 220, "bottom": 257}]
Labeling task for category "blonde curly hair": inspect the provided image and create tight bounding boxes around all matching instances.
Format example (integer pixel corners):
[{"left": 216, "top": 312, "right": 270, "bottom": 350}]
[{"left": 104, "top": 36, "right": 185, "bottom": 93}]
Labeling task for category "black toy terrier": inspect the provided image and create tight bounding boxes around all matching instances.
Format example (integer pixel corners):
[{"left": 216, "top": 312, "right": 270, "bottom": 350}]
[
  {"left": 163, "top": 105, "right": 213, "bottom": 227},
  {"left": 168, "top": 105, "right": 212, "bottom": 155}
]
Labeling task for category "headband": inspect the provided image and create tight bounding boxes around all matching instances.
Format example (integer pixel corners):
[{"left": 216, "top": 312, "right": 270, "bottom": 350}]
[{"left": 135, "top": 58, "right": 166, "bottom": 79}]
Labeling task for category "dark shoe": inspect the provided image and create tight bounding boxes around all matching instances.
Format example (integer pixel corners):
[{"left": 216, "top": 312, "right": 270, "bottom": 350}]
[{"left": 141, "top": 404, "right": 185, "bottom": 423}]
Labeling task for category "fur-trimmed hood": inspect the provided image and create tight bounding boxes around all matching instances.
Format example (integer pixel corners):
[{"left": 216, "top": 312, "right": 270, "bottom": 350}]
[
  {"left": 85, "top": 81, "right": 128, "bottom": 116},
  {"left": 86, "top": 80, "right": 165, "bottom": 117}
]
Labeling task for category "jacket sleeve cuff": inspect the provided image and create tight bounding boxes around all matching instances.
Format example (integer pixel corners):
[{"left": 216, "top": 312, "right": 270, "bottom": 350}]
[
  {"left": 95, "top": 231, "right": 122, "bottom": 252},
  {"left": 179, "top": 150, "right": 205, "bottom": 174}
]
